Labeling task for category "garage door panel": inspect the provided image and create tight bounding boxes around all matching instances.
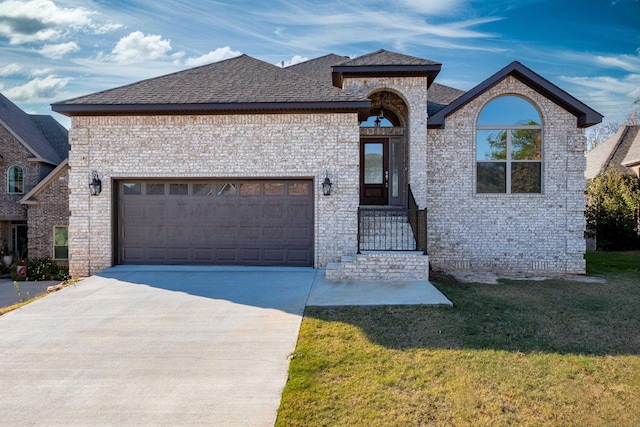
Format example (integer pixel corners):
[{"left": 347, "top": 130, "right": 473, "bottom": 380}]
[{"left": 118, "top": 180, "right": 313, "bottom": 266}]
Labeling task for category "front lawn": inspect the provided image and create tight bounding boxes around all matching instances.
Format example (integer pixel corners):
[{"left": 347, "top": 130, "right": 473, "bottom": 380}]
[{"left": 277, "top": 251, "right": 640, "bottom": 426}]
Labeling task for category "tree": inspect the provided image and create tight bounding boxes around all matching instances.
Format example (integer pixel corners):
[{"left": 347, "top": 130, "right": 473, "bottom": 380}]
[
  {"left": 626, "top": 97, "right": 640, "bottom": 125},
  {"left": 585, "top": 169, "right": 640, "bottom": 251},
  {"left": 585, "top": 121, "right": 621, "bottom": 151}
]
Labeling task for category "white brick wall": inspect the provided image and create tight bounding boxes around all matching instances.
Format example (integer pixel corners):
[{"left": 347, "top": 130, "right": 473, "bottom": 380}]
[
  {"left": 427, "top": 77, "right": 587, "bottom": 274},
  {"left": 68, "top": 113, "right": 360, "bottom": 277}
]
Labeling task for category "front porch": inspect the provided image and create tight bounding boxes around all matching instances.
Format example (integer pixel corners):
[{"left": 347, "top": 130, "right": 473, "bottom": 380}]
[{"left": 326, "top": 190, "right": 429, "bottom": 281}]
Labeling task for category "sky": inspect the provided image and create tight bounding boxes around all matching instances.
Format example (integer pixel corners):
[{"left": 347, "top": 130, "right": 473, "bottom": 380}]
[{"left": 0, "top": 0, "right": 639, "bottom": 129}]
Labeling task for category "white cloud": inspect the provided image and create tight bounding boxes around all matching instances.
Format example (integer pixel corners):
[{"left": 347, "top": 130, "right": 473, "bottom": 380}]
[
  {"left": 595, "top": 54, "right": 640, "bottom": 73},
  {"left": 0, "top": 0, "right": 93, "bottom": 44},
  {"left": 184, "top": 46, "right": 242, "bottom": 67},
  {"left": 0, "top": 63, "right": 22, "bottom": 76},
  {"left": 108, "top": 31, "right": 172, "bottom": 64},
  {"left": 399, "top": 0, "right": 463, "bottom": 15},
  {"left": 561, "top": 74, "right": 640, "bottom": 121},
  {"left": 39, "top": 41, "right": 80, "bottom": 59},
  {"left": 31, "top": 67, "right": 54, "bottom": 76},
  {"left": 279, "top": 55, "right": 309, "bottom": 67},
  {"left": 3, "top": 75, "right": 71, "bottom": 101}
]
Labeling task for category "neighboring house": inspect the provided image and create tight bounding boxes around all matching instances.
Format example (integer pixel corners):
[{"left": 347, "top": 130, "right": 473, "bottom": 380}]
[
  {"left": 0, "top": 92, "right": 70, "bottom": 264},
  {"left": 585, "top": 125, "right": 640, "bottom": 179},
  {"left": 51, "top": 49, "right": 602, "bottom": 279}
]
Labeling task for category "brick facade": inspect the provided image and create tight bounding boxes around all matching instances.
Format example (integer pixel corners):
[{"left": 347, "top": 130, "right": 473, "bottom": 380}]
[
  {"left": 67, "top": 113, "right": 361, "bottom": 277},
  {"left": 24, "top": 165, "right": 70, "bottom": 264},
  {"left": 62, "top": 58, "right": 593, "bottom": 278},
  {"left": 0, "top": 125, "right": 36, "bottom": 222},
  {"left": 427, "top": 76, "right": 587, "bottom": 273}
]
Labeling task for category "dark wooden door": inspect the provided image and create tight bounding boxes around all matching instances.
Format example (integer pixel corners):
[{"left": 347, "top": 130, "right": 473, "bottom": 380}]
[{"left": 360, "top": 139, "right": 389, "bottom": 205}]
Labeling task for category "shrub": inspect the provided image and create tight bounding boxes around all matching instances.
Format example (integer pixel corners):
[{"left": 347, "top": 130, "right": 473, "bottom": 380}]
[
  {"left": 586, "top": 169, "right": 640, "bottom": 250},
  {"left": 10, "top": 258, "right": 70, "bottom": 282}
]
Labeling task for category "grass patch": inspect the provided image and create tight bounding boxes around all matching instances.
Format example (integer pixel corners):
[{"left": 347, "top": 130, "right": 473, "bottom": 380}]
[{"left": 277, "top": 252, "right": 640, "bottom": 426}]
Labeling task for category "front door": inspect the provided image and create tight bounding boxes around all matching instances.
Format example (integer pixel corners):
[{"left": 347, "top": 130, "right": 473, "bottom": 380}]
[{"left": 360, "top": 139, "right": 389, "bottom": 205}]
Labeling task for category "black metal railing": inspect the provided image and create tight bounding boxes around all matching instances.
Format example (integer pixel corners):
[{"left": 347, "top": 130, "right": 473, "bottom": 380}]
[
  {"left": 357, "top": 203, "right": 427, "bottom": 254},
  {"left": 408, "top": 185, "right": 428, "bottom": 254}
]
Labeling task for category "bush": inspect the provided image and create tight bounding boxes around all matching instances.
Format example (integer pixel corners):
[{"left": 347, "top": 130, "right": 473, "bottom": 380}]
[
  {"left": 10, "top": 258, "right": 70, "bottom": 282},
  {"left": 586, "top": 169, "right": 640, "bottom": 250}
]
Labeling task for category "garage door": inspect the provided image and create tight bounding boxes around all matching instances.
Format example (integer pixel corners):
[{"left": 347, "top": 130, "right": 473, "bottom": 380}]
[{"left": 118, "top": 180, "right": 313, "bottom": 266}]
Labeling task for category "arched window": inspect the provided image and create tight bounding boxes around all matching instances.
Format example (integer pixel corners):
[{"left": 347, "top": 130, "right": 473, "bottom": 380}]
[
  {"left": 476, "top": 96, "right": 542, "bottom": 193},
  {"left": 7, "top": 166, "right": 24, "bottom": 194}
]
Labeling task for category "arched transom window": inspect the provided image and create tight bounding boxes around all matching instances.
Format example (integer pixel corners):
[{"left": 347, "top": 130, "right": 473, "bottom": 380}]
[
  {"left": 7, "top": 165, "right": 24, "bottom": 194},
  {"left": 476, "top": 95, "right": 542, "bottom": 194}
]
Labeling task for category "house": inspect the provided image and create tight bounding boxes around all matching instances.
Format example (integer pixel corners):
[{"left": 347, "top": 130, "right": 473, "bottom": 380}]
[
  {"left": 0, "top": 92, "right": 70, "bottom": 264},
  {"left": 585, "top": 125, "right": 640, "bottom": 179},
  {"left": 51, "top": 49, "right": 602, "bottom": 279}
]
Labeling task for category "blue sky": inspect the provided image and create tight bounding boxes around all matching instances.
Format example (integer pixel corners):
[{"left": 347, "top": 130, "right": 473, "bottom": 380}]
[{"left": 0, "top": 0, "right": 638, "bottom": 128}]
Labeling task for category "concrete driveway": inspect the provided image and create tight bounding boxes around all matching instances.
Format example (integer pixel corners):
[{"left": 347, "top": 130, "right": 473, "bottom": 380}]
[{"left": 0, "top": 266, "right": 450, "bottom": 426}]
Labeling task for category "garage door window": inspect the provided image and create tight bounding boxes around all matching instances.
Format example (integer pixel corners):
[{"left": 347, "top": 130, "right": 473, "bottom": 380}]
[
  {"left": 265, "top": 182, "right": 285, "bottom": 196},
  {"left": 146, "top": 183, "right": 165, "bottom": 195},
  {"left": 240, "top": 182, "right": 261, "bottom": 196},
  {"left": 170, "top": 183, "right": 188, "bottom": 195},
  {"left": 123, "top": 183, "right": 142, "bottom": 195},
  {"left": 216, "top": 183, "right": 236, "bottom": 196},
  {"left": 288, "top": 182, "right": 310, "bottom": 196}
]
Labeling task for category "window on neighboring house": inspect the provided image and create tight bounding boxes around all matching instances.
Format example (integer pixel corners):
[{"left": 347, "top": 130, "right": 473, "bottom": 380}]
[
  {"left": 54, "top": 226, "right": 68, "bottom": 260},
  {"left": 7, "top": 165, "right": 24, "bottom": 194},
  {"left": 476, "top": 96, "right": 542, "bottom": 194}
]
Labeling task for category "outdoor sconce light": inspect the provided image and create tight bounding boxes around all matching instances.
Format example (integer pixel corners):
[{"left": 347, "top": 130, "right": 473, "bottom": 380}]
[
  {"left": 322, "top": 172, "right": 332, "bottom": 196},
  {"left": 89, "top": 171, "right": 102, "bottom": 196}
]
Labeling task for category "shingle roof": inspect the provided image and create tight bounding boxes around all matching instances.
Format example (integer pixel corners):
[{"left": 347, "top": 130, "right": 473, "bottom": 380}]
[
  {"left": 52, "top": 54, "right": 370, "bottom": 116},
  {"left": 427, "top": 83, "right": 466, "bottom": 117},
  {"left": 287, "top": 54, "right": 349, "bottom": 85},
  {"left": 621, "top": 125, "right": 640, "bottom": 167},
  {"left": 0, "top": 92, "right": 68, "bottom": 164},
  {"left": 331, "top": 49, "right": 442, "bottom": 88},
  {"left": 337, "top": 49, "right": 441, "bottom": 67},
  {"left": 585, "top": 125, "right": 640, "bottom": 179}
]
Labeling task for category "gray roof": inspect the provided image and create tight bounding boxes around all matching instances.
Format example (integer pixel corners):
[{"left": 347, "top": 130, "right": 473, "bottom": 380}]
[
  {"left": 337, "top": 49, "right": 441, "bottom": 67},
  {"left": 622, "top": 125, "right": 640, "bottom": 167},
  {"left": 331, "top": 49, "right": 442, "bottom": 88},
  {"left": 53, "top": 54, "right": 370, "bottom": 116},
  {"left": 427, "top": 83, "right": 466, "bottom": 117},
  {"left": 586, "top": 125, "right": 640, "bottom": 179},
  {"left": 0, "top": 92, "right": 68, "bottom": 164},
  {"left": 287, "top": 54, "right": 349, "bottom": 85}
]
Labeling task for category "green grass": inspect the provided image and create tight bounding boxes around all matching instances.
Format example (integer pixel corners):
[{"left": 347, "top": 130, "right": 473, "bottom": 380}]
[{"left": 277, "top": 251, "right": 640, "bottom": 426}]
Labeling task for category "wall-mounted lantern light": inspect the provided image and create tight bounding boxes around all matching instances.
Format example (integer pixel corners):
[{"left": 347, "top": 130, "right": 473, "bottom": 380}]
[
  {"left": 322, "top": 171, "right": 332, "bottom": 196},
  {"left": 89, "top": 171, "right": 102, "bottom": 196}
]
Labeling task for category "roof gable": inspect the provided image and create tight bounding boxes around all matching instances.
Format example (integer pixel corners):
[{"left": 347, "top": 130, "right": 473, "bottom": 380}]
[
  {"left": 428, "top": 61, "right": 603, "bottom": 129},
  {"left": 19, "top": 158, "right": 69, "bottom": 205},
  {"left": 331, "top": 49, "right": 441, "bottom": 88},
  {"left": 52, "top": 54, "right": 370, "bottom": 118},
  {"left": 287, "top": 54, "right": 349, "bottom": 85},
  {"left": 585, "top": 125, "right": 640, "bottom": 178},
  {"left": 0, "top": 92, "right": 68, "bottom": 164}
]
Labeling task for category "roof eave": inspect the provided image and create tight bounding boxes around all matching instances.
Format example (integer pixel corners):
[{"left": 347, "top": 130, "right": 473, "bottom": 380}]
[
  {"left": 51, "top": 101, "right": 371, "bottom": 120},
  {"left": 428, "top": 61, "right": 603, "bottom": 129},
  {"left": 332, "top": 64, "right": 442, "bottom": 88}
]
